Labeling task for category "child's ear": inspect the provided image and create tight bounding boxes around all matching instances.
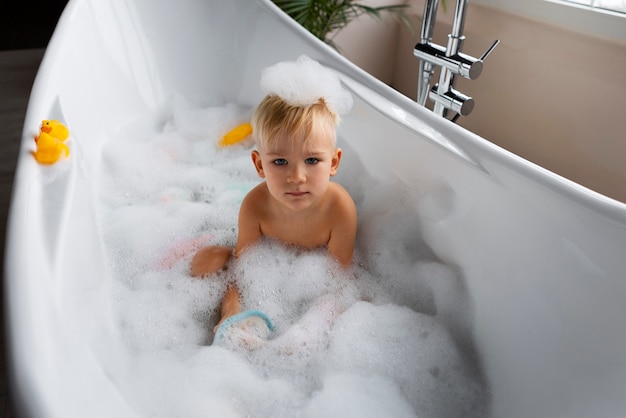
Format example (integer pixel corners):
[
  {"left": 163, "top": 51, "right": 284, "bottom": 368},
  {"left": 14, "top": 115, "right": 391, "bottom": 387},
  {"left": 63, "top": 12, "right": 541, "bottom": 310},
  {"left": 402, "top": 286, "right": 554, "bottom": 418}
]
[
  {"left": 330, "top": 148, "right": 342, "bottom": 176},
  {"left": 251, "top": 150, "right": 265, "bottom": 178}
]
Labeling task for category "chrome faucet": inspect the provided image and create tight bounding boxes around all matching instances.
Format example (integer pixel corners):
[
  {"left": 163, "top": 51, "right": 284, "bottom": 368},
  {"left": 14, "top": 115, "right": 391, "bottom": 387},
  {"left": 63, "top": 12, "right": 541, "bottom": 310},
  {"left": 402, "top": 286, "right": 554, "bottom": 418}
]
[{"left": 414, "top": 0, "right": 499, "bottom": 119}]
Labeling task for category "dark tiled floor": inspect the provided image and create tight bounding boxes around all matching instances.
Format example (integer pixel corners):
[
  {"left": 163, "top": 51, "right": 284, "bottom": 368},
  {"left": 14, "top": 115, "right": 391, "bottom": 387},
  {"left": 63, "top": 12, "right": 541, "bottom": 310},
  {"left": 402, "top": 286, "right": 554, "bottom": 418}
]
[
  {"left": 1, "top": 48, "right": 46, "bottom": 418},
  {"left": 0, "top": 2, "right": 66, "bottom": 50}
]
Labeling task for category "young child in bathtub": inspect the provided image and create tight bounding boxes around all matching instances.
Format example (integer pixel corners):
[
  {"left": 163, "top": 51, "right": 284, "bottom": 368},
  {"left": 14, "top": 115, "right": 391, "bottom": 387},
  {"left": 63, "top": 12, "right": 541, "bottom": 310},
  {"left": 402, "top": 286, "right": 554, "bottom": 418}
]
[{"left": 190, "top": 56, "right": 356, "bottom": 346}]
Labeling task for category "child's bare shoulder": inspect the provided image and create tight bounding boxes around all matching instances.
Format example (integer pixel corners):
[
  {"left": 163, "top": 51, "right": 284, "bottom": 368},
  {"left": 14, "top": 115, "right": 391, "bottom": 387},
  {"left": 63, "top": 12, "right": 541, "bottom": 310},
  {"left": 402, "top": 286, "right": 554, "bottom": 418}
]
[
  {"left": 327, "top": 182, "right": 356, "bottom": 212},
  {"left": 241, "top": 183, "right": 269, "bottom": 212},
  {"left": 247, "top": 182, "right": 270, "bottom": 199},
  {"left": 327, "top": 182, "right": 352, "bottom": 199}
]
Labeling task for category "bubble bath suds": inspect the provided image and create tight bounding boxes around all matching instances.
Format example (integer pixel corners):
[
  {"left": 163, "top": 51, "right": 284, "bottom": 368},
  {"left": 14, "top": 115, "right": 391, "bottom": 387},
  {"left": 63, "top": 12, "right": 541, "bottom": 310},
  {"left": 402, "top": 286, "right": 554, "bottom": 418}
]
[{"left": 96, "top": 96, "right": 489, "bottom": 417}]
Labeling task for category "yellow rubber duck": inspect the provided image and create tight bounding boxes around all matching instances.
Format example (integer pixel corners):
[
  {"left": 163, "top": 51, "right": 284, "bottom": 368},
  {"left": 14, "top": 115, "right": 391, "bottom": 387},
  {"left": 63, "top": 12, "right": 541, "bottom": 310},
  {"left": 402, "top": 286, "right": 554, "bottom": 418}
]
[
  {"left": 40, "top": 119, "right": 69, "bottom": 142},
  {"left": 32, "top": 120, "right": 70, "bottom": 165},
  {"left": 218, "top": 123, "right": 252, "bottom": 147}
]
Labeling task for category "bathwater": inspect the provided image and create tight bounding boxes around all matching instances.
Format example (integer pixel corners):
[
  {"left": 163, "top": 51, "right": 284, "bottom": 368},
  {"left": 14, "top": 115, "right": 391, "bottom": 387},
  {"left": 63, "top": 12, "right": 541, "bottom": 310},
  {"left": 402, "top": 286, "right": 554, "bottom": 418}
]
[{"left": 96, "top": 95, "right": 489, "bottom": 417}]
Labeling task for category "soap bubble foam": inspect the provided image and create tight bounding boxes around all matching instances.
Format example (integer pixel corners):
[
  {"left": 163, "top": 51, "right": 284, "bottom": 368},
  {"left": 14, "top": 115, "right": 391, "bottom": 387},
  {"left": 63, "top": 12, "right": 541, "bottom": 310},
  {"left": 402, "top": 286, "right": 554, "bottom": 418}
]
[
  {"left": 261, "top": 55, "right": 353, "bottom": 116},
  {"left": 95, "top": 95, "right": 488, "bottom": 417}
]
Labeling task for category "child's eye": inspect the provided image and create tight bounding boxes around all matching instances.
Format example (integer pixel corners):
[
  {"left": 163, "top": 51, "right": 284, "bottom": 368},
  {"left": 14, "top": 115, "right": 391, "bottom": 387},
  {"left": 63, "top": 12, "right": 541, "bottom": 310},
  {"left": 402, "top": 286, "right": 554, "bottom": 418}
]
[
  {"left": 305, "top": 157, "right": 319, "bottom": 165},
  {"left": 273, "top": 158, "right": 288, "bottom": 166}
]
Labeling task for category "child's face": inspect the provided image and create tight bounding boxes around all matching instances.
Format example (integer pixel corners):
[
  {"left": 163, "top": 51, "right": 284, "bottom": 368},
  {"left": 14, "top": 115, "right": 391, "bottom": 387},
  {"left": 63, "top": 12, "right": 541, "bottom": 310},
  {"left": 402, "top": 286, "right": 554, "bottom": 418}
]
[{"left": 252, "top": 130, "right": 341, "bottom": 212}]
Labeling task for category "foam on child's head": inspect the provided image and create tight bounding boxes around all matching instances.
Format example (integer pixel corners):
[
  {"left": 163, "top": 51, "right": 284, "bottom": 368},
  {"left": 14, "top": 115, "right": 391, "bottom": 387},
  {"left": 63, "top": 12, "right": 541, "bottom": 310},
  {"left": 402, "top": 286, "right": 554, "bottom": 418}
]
[
  {"left": 260, "top": 55, "right": 353, "bottom": 118},
  {"left": 254, "top": 56, "right": 353, "bottom": 150}
]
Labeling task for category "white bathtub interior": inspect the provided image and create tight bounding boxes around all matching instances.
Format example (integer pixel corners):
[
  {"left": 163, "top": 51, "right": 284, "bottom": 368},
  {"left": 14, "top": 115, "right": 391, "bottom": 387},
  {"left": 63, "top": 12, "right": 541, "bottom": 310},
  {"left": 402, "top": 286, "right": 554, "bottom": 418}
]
[{"left": 5, "top": 0, "right": 626, "bottom": 417}]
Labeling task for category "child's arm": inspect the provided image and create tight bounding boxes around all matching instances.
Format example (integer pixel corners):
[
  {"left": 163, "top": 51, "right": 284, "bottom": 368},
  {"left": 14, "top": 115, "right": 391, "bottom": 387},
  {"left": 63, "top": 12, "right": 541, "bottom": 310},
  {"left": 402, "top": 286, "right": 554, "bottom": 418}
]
[
  {"left": 190, "top": 186, "right": 263, "bottom": 277},
  {"left": 327, "top": 187, "right": 357, "bottom": 267},
  {"left": 211, "top": 188, "right": 263, "bottom": 331},
  {"left": 234, "top": 187, "right": 263, "bottom": 257},
  {"left": 190, "top": 245, "right": 233, "bottom": 277}
]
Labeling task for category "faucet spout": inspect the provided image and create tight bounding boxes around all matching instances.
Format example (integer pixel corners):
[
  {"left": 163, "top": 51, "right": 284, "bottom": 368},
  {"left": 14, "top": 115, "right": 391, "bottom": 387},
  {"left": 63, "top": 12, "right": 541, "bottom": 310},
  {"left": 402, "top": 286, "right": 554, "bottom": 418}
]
[
  {"left": 432, "top": 0, "right": 469, "bottom": 116},
  {"left": 416, "top": 0, "right": 440, "bottom": 106}
]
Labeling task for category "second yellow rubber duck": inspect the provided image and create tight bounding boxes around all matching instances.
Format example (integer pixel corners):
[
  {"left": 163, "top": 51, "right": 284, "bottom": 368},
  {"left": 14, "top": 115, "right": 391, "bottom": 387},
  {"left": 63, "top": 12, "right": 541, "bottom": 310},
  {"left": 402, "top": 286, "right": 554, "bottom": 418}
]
[
  {"left": 32, "top": 120, "right": 70, "bottom": 165},
  {"left": 218, "top": 123, "right": 252, "bottom": 147},
  {"left": 40, "top": 119, "right": 69, "bottom": 141}
]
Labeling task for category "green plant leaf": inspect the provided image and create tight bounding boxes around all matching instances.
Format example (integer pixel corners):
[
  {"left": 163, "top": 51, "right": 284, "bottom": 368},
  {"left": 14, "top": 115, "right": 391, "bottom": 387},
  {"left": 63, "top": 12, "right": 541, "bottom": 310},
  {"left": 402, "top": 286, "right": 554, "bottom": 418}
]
[{"left": 273, "top": 0, "right": 414, "bottom": 50}]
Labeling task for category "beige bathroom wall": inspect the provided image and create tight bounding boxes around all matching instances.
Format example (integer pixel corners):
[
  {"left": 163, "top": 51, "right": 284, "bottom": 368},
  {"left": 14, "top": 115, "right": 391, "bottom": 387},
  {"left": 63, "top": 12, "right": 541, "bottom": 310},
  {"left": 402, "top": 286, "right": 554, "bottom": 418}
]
[
  {"left": 332, "top": 0, "right": 408, "bottom": 84},
  {"left": 337, "top": 1, "right": 626, "bottom": 203}
]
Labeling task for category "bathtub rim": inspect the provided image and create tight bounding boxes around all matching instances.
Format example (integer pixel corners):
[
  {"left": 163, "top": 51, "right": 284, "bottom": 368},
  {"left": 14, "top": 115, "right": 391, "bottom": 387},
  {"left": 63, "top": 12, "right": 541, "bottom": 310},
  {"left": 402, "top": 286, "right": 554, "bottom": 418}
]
[{"left": 4, "top": 0, "right": 626, "bottom": 417}]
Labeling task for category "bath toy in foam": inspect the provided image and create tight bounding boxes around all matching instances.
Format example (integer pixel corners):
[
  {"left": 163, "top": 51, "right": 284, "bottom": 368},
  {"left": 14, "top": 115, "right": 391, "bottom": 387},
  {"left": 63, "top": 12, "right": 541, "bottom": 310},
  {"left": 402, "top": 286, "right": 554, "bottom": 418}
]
[
  {"left": 32, "top": 131, "right": 70, "bottom": 165},
  {"left": 154, "top": 232, "right": 214, "bottom": 271},
  {"left": 32, "top": 120, "right": 70, "bottom": 165},
  {"left": 218, "top": 123, "right": 252, "bottom": 147},
  {"left": 213, "top": 310, "right": 274, "bottom": 348},
  {"left": 40, "top": 119, "right": 69, "bottom": 141}
]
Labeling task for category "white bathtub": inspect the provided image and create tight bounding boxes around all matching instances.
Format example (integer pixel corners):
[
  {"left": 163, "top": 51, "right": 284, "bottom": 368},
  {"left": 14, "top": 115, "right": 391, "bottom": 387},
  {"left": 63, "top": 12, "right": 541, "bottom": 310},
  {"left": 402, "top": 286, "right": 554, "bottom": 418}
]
[{"left": 6, "top": 0, "right": 626, "bottom": 417}]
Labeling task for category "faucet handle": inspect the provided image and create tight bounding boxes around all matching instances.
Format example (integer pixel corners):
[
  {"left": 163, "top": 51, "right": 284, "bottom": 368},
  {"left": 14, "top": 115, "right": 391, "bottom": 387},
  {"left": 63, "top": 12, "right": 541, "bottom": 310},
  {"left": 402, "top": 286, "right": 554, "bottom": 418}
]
[
  {"left": 414, "top": 39, "right": 500, "bottom": 81},
  {"left": 429, "top": 84, "right": 475, "bottom": 116},
  {"left": 461, "top": 38, "right": 500, "bottom": 80},
  {"left": 479, "top": 39, "right": 500, "bottom": 62}
]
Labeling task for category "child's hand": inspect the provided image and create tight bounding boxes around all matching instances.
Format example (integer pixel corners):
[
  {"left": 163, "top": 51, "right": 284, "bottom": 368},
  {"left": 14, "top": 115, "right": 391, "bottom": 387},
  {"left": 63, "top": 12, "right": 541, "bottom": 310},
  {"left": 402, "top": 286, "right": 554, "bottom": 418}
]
[{"left": 190, "top": 246, "right": 233, "bottom": 277}]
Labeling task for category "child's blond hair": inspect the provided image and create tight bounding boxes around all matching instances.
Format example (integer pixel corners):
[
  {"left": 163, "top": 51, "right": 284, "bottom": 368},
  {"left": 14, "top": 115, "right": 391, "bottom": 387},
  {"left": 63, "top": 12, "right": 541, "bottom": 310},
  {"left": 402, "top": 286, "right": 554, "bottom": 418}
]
[{"left": 251, "top": 95, "right": 339, "bottom": 151}]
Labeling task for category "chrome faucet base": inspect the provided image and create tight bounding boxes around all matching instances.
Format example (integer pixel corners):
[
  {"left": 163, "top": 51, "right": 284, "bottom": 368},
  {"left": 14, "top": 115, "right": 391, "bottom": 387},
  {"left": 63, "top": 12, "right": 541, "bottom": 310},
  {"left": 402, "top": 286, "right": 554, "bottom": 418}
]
[{"left": 414, "top": 0, "right": 499, "bottom": 119}]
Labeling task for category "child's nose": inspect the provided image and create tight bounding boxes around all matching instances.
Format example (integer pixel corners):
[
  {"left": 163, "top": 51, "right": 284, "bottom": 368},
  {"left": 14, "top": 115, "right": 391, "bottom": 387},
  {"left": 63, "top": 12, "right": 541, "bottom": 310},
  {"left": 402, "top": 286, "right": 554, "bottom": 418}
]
[{"left": 287, "top": 164, "right": 306, "bottom": 183}]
